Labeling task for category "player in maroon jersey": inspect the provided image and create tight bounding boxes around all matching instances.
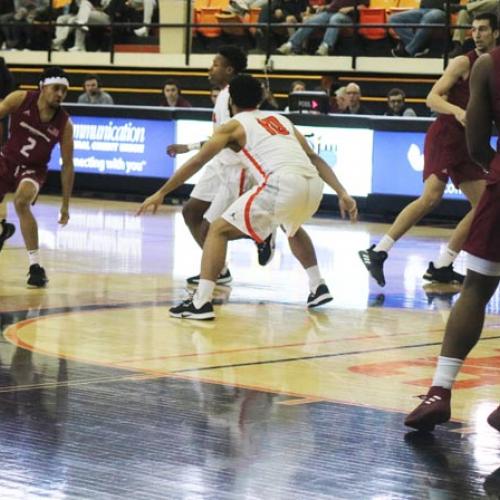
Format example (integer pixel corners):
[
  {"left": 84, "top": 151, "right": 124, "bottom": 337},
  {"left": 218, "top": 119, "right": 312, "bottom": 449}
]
[
  {"left": 405, "top": 45, "right": 500, "bottom": 432},
  {"left": 359, "top": 14, "right": 498, "bottom": 288},
  {"left": 0, "top": 66, "right": 74, "bottom": 288}
]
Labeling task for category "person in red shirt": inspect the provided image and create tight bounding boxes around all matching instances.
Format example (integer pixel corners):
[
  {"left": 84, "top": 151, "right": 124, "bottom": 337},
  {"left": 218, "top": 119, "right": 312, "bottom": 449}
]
[
  {"left": 160, "top": 79, "right": 192, "bottom": 108},
  {"left": 0, "top": 66, "right": 74, "bottom": 288}
]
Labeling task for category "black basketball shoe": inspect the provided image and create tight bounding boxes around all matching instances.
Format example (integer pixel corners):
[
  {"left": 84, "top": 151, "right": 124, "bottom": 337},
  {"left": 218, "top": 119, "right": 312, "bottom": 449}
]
[
  {"left": 358, "top": 245, "right": 388, "bottom": 286},
  {"left": 27, "top": 264, "right": 48, "bottom": 289},
  {"left": 307, "top": 282, "right": 333, "bottom": 308},
  {"left": 169, "top": 298, "right": 215, "bottom": 320},
  {"left": 0, "top": 220, "right": 15, "bottom": 252},
  {"left": 423, "top": 262, "right": 465, "bottom": 284},
  {"left": 256, "top": 231, "right": 276, "bottom": 266},
  {"left": 186, "top": 269, "right": 232, "bottom": 286}
]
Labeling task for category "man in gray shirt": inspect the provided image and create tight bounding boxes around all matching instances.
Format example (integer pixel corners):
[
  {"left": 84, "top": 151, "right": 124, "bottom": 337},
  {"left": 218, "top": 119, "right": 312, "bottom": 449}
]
[{"left": 77, "top": 74, "right": 114, "bottom": 104}]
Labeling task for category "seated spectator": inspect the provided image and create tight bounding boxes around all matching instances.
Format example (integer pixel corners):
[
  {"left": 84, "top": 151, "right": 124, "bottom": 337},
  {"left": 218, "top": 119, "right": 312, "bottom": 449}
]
[
  {"left": 389, "top": 0, "right": 458, "bottom": 57},
  {"left": 78, "top": 74, "right": 114, "bottom": 104},
  {"left": 255, "top": 0, "right": 310, "bottom": 51},
  {"left": 209, "top": 86, "right": 220, "bottom": 106},
  {"left": 277, "top": 0, "right": 368, "bottom": 56},
  {"left": 384, "top": 88, "right": 417, "bottom": 116},
  {"left": 342, "top": 82, "right": 371, "bottom": 114},
  {"left": 160, "top": 80, "right": 192, "bottom": 108},
  {"left": 0, "top": 0, "right": 49, "bottom": 50},
  {"left": 57, "top": 0, "right": 111, "bottom": 52},
  {"left": 126, "top": 0, "right": 157, "bottom": 37},
  {"left": 449, "top": 8, "right": 499, "bottom": 57},
  {"left": 284, "top": 80, "right": 306, "bottom": 111},
  {"left": 329, "top": 85, "right": 348, "bottom": 112}
]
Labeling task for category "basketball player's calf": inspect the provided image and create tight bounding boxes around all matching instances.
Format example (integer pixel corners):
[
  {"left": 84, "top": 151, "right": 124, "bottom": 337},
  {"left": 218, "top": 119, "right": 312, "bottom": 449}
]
[
  {"left": 14, "top": 181, "right": 48, "bottom": 288},
  {"left": 170, "top": 218, "right": 242, "bottom": 320},
  {"left": 0, "top": 197, "right": 15, "bottom": 252}
]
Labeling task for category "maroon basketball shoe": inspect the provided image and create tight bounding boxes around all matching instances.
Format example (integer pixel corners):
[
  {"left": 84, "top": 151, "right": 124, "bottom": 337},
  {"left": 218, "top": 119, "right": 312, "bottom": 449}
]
[
  {"left": 404, "top": 386, "right": 451, "bottom": 432},
  {"left": 487, "top": 405, "right": 500, "bottom": 432}
]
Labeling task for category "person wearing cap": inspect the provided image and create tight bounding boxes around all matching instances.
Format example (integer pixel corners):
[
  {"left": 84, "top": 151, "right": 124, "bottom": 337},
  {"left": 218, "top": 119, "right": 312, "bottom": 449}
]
[{"left": 0, "top": 66, "right": 74, "bottom": 288}]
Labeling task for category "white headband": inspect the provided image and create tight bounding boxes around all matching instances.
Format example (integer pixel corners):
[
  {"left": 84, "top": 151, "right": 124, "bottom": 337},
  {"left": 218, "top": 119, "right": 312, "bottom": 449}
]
[{"left": 39, "top": 76, "right": 69, "bottom": 88}]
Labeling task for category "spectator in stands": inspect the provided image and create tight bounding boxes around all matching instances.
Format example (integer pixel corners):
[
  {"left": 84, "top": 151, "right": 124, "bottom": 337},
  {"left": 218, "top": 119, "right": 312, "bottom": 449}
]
[
  {"left": 329, "top": 85, "right": 348, "bottom": 112},
  {"left": 284, "top": 80, "right": 306, "bottom": 111},
  {"left": 59, "top": 0, "right": 111, "bottom": 52},
  {"left": 209, "top": 86, "right": 220, "bottom": 106},
  {"left": 127, "top": 0, "right": 156, "bottom": 37},
  {"left": 78, "top": 74, "right": 114, "bottom": 104},
  {"left": 384, "top": 88, "right": 417, "bottom": 116},
  {"left": 449, "top": 5, "right": 499, "bottom": 57},
  {"left": 277, "top": 0, "right": 369, "bottom": 55},
  {"left": 0, "top": 0, "right": 49, "bottom": 50},
  {"left": 255, "top": 0, "right": 310, "bottom": 51},
  {"left": 389, "top": 0, "right": 458, "bottom": 57},
  {"left": 342, "top": 82, "right": 371, "bottom": 114},
  {"left": 160, "top": 80, "right": 192, "bottom": 108}
]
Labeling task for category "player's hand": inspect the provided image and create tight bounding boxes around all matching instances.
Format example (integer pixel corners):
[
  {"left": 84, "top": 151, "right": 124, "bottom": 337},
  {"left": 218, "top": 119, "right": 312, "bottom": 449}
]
[
  {"left": 58, "top": 208, "right": 70, "bottom": 226},
  {"left": 136, "top": 192, "right": 164, "bottom": 215},
  {"left": 454, "top": 108, "right": 466, "bottom": 127},
  {"left": 339, "top": 194, "right": 358, "bottom": 222},
  {"left": 166, "top": 144, "right": 189, "bottom": 157}
]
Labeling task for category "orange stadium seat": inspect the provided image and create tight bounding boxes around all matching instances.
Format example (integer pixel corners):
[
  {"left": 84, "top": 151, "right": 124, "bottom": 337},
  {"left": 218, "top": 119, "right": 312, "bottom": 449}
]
[
  {"left": 194, "top": 7, "right": 223, "bottom": 38},
  {"left": 215, "top": 11, "right": 246, "bottom": 36},
  {"left": 358, "top": 8, "right": 387, "bottom": 40}
]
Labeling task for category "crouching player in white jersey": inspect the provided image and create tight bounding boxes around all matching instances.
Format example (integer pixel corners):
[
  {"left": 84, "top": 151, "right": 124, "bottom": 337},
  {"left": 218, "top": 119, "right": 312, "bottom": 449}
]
[{"left": 138, "top": 74, "right": 357, "bottom": 320}]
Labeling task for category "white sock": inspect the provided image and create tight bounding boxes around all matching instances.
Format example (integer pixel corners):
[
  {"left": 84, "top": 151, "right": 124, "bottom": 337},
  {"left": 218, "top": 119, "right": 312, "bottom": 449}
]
[
  {"left": 374, "top": 235, "right": 395, "bottom": 253},
  {"left": 432, "top": 356, "right": 463, "bottom": 389},
  {"left": 28, "top": 249, "right": 40, "bottom": 267},
  {"left": 435, "top": 247, "right": 458, "bottom": 269},
  {"left": 193, "top": 279, "right": 215, "bottom": 309},
  {"left": 220, "top": 264, "right": 228, "bottom": 275},
  {"left": 306, "top": 265, "right": 323, "bottom": 292}
]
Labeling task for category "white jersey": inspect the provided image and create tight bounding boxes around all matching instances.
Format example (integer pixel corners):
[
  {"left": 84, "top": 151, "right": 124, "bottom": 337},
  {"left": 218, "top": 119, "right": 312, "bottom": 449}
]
[
  {"left": 212, "top": 85, "right": 231, "bottom": 127},
  {"left": 212, "top": 85, "right": 240, "bottom": 166},
  {"left": 233, "top": 110, "right": 318, "bottom": 182}
]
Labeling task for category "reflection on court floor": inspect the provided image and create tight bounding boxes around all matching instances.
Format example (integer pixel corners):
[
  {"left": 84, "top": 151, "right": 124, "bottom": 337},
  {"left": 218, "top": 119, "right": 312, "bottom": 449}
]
[{"left": 1, "top": 196, "right": 499, "bottom": 499}]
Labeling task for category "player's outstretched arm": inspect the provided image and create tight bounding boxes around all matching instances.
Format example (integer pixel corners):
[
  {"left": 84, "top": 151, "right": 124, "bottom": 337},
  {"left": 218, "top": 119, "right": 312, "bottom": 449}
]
[
  {"left": 137, "top": 120, "right": 243, "bottom": 215},
  {"left": 293, "top": 127, "right": 358, "bottom": 222},
  {"left": 466, "top": 53, "right": 495, "bottom": 171},
  {"left": 59, "top": 119, "right": 75, "bottom": 226}
]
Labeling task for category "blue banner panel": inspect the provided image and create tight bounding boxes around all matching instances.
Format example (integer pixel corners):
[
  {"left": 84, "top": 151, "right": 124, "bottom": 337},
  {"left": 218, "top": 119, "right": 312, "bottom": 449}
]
[
  {"left": 372, "top": 130, "right": 466, "bottom": 200},
  {"left": 48, "top": 115, "right": 175, "bottom": 179}
]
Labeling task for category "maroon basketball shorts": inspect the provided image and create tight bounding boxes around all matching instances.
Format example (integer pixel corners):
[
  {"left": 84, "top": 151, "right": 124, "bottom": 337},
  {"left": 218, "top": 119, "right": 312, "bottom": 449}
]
[
  {"left": 0, "top": 155, "right": 47, "bottom": 203},
  {"left": 464, "top": 182, "right": 500, "bottom": 274},
  {"left": 423, "top": 119, "right": 485, "bottom": 188}
]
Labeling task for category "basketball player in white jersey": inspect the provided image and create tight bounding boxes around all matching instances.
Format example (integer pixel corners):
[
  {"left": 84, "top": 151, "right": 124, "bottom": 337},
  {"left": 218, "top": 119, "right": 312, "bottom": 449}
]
[
  {"left": 139, "top": 74, "right": 357, "bottom": 320},
  {"left": 168, "top": 46, "right": 347, "bottom": 308}
]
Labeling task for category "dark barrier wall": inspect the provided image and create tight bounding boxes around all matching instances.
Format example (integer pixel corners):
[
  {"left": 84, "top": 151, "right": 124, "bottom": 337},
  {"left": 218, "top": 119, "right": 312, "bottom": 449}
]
[{"left": 45, "top": 104, "right": 482, "bottom": 221}]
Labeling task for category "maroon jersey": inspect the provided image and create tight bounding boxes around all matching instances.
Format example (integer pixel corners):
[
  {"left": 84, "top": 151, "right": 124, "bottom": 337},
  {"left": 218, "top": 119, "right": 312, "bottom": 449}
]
[
  {"left": 1, "top": 91, "right": 69, "bottom": 169},
  {"left": 422, "top": 50, "right": 485, "bottom": 187},
  {"left": 435, "top": 50, "right": 479, "bottom": 130}
]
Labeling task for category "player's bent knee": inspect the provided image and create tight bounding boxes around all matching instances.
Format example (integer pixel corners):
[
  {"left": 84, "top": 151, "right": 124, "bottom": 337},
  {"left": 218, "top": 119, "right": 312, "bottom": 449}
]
[{"left": 182, "top": 199, "right": 207, "bottom": 225}]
